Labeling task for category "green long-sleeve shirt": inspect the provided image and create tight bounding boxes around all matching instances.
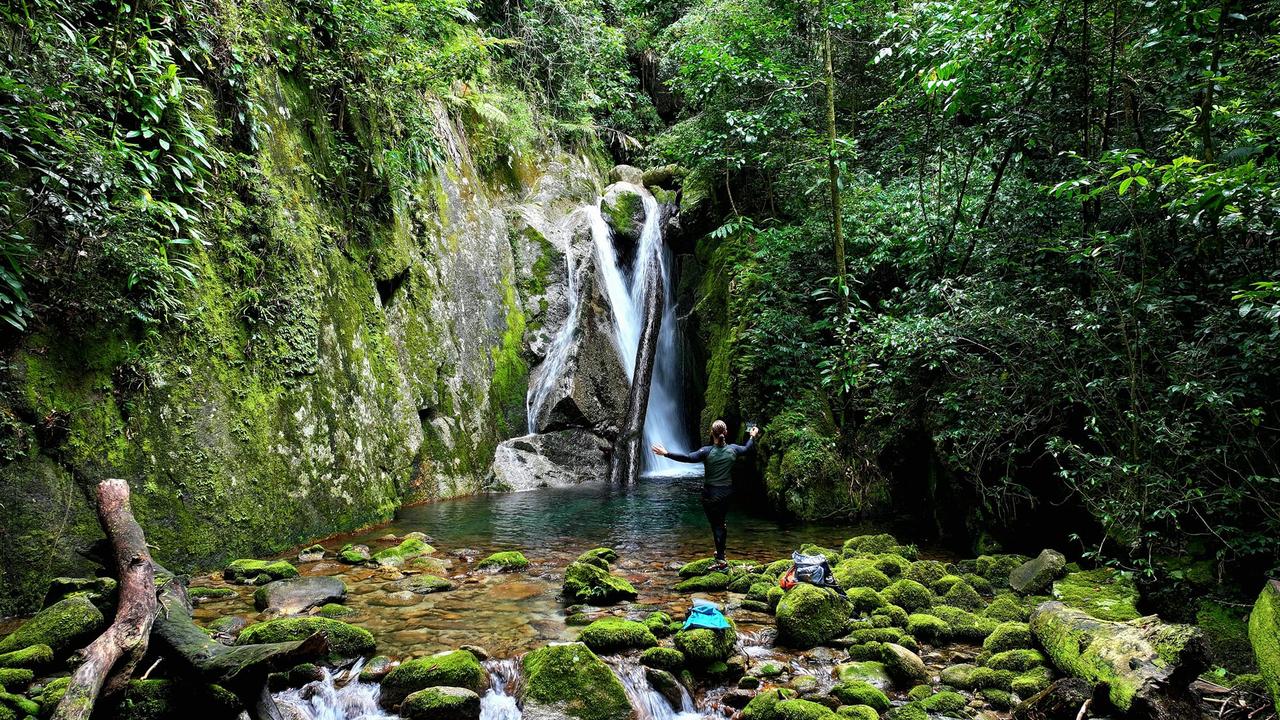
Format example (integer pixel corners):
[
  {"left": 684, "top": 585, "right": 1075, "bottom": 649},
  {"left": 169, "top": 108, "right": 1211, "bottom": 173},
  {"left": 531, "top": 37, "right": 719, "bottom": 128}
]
[{"left": 665, "top": 436, "right": 755, "bottom": 487}]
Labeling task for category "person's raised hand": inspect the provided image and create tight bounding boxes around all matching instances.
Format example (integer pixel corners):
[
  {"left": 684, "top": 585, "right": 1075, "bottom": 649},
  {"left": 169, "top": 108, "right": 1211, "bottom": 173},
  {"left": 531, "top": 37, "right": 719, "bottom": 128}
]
[
  {"left": 651, "top": 443, "right": 667, "bottom": 457},
  {"left": 749, "top": 426, "right": 760, "bottom": 438}
]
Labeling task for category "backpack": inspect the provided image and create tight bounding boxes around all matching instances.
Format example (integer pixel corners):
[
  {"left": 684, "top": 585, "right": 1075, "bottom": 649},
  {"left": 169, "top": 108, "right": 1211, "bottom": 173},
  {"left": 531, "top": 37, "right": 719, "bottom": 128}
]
[{"left": 780, "top": 551, "right": 846, "bottom": 595}]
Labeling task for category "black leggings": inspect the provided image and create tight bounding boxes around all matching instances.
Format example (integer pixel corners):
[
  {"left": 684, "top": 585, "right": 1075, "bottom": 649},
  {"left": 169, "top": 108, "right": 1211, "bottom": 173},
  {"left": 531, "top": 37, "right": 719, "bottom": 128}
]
[{"left": 701, "top": 485, "right": 733, "bottom": 560}]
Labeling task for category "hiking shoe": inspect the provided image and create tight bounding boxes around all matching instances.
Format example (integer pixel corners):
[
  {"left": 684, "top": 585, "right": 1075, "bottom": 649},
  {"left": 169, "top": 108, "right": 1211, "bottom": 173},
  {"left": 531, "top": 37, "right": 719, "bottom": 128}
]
[{"left": 710, "top": 559, "right": 730, "bottom": 572}]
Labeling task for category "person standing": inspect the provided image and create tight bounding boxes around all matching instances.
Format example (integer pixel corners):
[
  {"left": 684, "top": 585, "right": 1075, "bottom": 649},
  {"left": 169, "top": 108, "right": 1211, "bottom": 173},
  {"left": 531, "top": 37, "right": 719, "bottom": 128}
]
[{"left": 652, "top": 420, "right": 758, "bottom": 569}]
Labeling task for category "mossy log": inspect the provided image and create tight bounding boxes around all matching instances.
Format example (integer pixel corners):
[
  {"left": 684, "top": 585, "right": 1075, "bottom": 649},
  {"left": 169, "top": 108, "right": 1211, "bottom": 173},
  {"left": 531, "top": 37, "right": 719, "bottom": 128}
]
[
  {"left": 53, "top": 480, "right": 158, "bottom": 720},
  {"left": 610, "top": 246, "right": 663, "bottom": 485},
  {"left": 1030, "top": 601, "right": 1206, "bottom": 719}
]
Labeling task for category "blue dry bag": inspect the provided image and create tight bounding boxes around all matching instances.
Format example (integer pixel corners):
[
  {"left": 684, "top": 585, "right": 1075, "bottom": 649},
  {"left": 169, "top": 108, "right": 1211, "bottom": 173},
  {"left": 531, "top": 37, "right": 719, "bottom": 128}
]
[{"left": 682, "top": 598, "right": 731, "bottom": 630}]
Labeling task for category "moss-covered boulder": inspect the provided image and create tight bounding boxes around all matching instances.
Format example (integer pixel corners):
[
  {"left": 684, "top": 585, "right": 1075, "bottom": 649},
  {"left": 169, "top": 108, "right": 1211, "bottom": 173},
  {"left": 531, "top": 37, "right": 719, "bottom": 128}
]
[
  {"left": 674, "top": 572, "right": 730, "bottom": 592},
  {"left": 976, "top": 554, "right": 1029, "bottom": 586},
  {"left": 905, "top": 613, "right": 949, "bottom": 644},
  {"left": 576, "top": 548, "right": 618, "bottom": 569},
  {"left": 776, "top": 584, "right": 852, "bottom": 649},
  {"left": 381, "top": 650, "right": 489, "bottom": 709},
  {"left": 0, "top": 644, "right": 53, "bottom": 670},
  {"left": 477, "top": 551, "right": 529, "bottom": 572},
  {"left": 983, "top": 594, "right": 1030, "bottom": 622},
  {"left": 941, "top": 579, "right": 985, "bottom": 612},
  {"left": 881, "top": 643, "right": 929, "bottom": 686},
  {"left": 223, "top": 559, "right": 299, "bottom": 583},
  {"left": 904, "top": 560, "right": 948, "bottom": 588},
  {"left": 1250, "top": 579, "right": 1280, "bottom": 714},
  {"left": 673, "top": 626, "right": 737, "bottom": 665},
  {"left": 983, "top": 621, "right": 1033, "bottom": 653},
  {"left": 829, "top": 681, "right": 888, "bottom": 711},
  {"left": 236, "top": 617, "right": 375, "bottom": 660},
  {"left": 0, "top": 667, "right": 34, "bottom": 687},
  {"left": 43, "top": 576, "right": 118, "bottom": 607},
  {"left": 561, "top": 561, "right": 637, "bottom": 605},
  {"left": 930, "top": 605, "right": 997, "bottom": 641},
  {"left": 372, "top": 538, "right": 435, "bottom": 567},
  {"left": 1010, "top": 665, "right": 1054, "bottom": 696},
  {"left": 0, "top": 595, "right": 104, "bottom": 655},
  {"left": 776, "top": 698, "right": 837, "bottom": 720},
  {"left": 639, "top": 646, "right": 684, "bottom": 671},
  {"left": 881, "top": 579, "right": 932, "bottom": 614},
  {"left": 845, "top": 588, "right": 885, "bottom": 615},
  {"left": 1052, "top": 568, "right": 1140, "bottom": 622},
  {"left": 1031, "top": 600, "right": 1206, "bottom": 711},
  {"left": 835, "top": 661, "right": 891, "bottom": 688},
  {"left": 832, "top": 560, "right": 891, "bottom": 591},
  {"left": 578, "top": 618, "right": 658, "bottom": 653},
  {"left": 741, "top": 688, "right": 799, "bottom": 720},
  {"left": 339, "top": 544, "right": 371, "bottom": 564},
  {"left": 985, "top": 648, "right": 1047, "bottom": 672},
  {"left": 520, "top": 642, "right": 631, "bottom": 720},
  {"left": 918, "top": 690, "right": 966, "bottom": 714},
  {"left": 253, "top": 576, "right": 346, "bottom": 614},
  {"left": 401, "top": 686, "right": 482, "bottom": 720},
  {"left": 188, "top": 586, "right": 237, "bottom": 601},
  {"left": 842, "top": 534, "right": 902, "bottom": 556},
  {"left": 1008, "top": 549, "right": 1066, "bottom": 595},
  {"left": 835, "top": 705, "right": 878, "bottom": 720}
]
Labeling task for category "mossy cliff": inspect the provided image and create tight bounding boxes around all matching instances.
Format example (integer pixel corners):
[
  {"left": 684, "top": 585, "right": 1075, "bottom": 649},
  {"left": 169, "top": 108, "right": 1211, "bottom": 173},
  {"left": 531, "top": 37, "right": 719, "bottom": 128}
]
[{"left": 0, "top": 2, "right": 603, "bottom": 615}]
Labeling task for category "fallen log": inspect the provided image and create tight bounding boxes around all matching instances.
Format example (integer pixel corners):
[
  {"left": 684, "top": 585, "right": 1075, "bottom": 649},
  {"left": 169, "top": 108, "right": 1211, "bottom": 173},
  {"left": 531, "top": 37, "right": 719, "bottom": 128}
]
[
  {"left": 53, "top": 479, "right": 158, "bottom": 720},
  {"left": 610, "top": 244, "right": 663, "bottom": 485},
  {"left": 1030, "top": 601, "right": 1207, "bottom": 720}
]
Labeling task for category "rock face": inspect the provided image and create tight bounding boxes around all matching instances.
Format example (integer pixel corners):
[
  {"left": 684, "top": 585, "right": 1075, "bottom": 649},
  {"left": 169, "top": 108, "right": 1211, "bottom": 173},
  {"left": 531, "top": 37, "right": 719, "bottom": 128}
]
[
  {"left": 520, "top": 642, "right": 632, "bottom": 720},
  {"left": 1249, "top": 579, "right": 1280, "bottom": 714},
  {"left": 1030, "top": 601, "right": 1206, "bottom": 716},
  {"left": 488, "top": 430, "right": 611, "bottom": 491},
  {"left": 600, "top": 182, "right": 647, "bottom": 250},
  {"left": 252, "top": 576, "right": 346, "bottom": 615},
  {"left": 1009, "top": 550, "right": 1067, "bottom": 594}
]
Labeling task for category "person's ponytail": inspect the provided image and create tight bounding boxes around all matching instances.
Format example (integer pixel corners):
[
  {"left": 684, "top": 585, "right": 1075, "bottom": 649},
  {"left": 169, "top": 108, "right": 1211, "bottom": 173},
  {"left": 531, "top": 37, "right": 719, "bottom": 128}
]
[{"left": 710, "top": 420, "right": 728, "bottom": 446}]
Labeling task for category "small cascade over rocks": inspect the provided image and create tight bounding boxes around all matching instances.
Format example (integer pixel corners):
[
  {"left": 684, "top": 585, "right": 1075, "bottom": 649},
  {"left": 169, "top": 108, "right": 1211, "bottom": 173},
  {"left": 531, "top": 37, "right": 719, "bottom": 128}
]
[
  {"left": 273, "top": 660, "right": 396, "bottom": 720},
  {"left": 481, "top": 658, "right": 524, "bottom": 720},
  {"left": 606, "top": 656, "right": 703, "bottom": 720}
]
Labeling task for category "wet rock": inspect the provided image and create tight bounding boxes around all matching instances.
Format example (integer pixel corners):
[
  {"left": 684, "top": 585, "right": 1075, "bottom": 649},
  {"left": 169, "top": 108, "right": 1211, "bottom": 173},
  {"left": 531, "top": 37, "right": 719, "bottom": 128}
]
[
  {"left": 0, "top": 595, "right": 104, "bottom": 655},
  {"left": 776, "top": 584, "right": 853, "bottom": 649},
  {"left": 561, "top": 561, "right": 637, "bottom": 605},
  {"left": 253, "top": 576, "right": 347, "bottom": 614},
  {"left": 835, "top": 661, "right": 892, "bottom": 689},
  {"left": 372, "top": 538, "right": 435, "bottom": 567},
  {"left": 758, "top": 662, "right": 784, "bottom": 677},
  {"left": 639, "top": 646, "right": 684, "bottom": 671},
  {"left": 984, "top": 621, "right": 1033, "bottom": 653},
  {"left": 489, "top": 431, "right": 612, "bottom": 492},
  {"left": 381, "top": 650, "right": 489, "bottom": 709},
  {"left": 339, "top": 544, "right": 372, "bottom": 564},
  {"left": 646, "top": 666, "right": 685, "bottom": 708},
  {"left": 401, "top": 686, "right": 481, "bottom": 720},
  {"left": 236, "top": 617, "right": 376, "bottom": 662},
  {"left": 1031, "top": 601, "right": 1206, "bottom": 715},
  {"left": 189, "top": 586, "right": 237, "bottom": 602},
  {"left": 881, "top": 643, "right": 929, "bottom": 686},
  {"left": 674, "top": 572, "right": 730, "bottom": 592},
  {"left": 521, "top": 642, "right": 631, "bottom": 720},
  {"left": 207, "top": 615, "right": 249, "bottom": 640},
  {"left": 1009, "top": 550, "right": 1066, "bottom": 595},
  {"left": 723, "top": 689, "right": 755, "bottom": 709},
  {"left": 478, "top": 551, "right": 529, "bottom": 572},
  {"left": 389, "top": 575, "right": 453, "bottom": 595},
  {"left": 460, "top": 645, "right": 489, "bottom": 661},
  {"left": 43, "top": 576, "right": 118, "bottom": 608},
  {"left": 578, "top": 618, "right": 658, "bottom": 653},
  {"left": 1010, "top": 677, "right": 1093, "bottom": 720},
  {"left": 298, "top": 544, "right": 326, "bottom": 563},
  {"left": 0, "top": 644, "right": 53, "bottom": 671},
  {"left": 223, "top": 559, "right": 299, "bottom": 584},
  {"left": 315, "top": 602, "right": 358, "bottom": 618},
  {"left": 1250, "top": 579, "right": 1280, "bottom": 714},
  {"left": 608, "top": 165, "right": 644, "bottom": 184},
  {"left": 600, "top": 183, "right": 646, "bottom": 249},
  {"left": 829, "top": 681, "right": 889, "bottom": 712},
  {"left": 674, "top": 627, "right": 737, "bottom": 666},
  {"left": 360, "top": 655, "right": 397, "bottom": 682}
]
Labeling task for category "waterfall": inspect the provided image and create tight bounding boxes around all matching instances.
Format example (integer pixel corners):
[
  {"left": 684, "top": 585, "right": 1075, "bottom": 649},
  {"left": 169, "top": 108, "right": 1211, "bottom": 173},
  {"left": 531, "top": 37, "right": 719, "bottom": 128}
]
[
  {"left": 588, "top": 191, "right": 688, "bottom": 475},
  {"left": 527, "top": 222, "right": 583, "bottom": 433},
  {"left": 272, "top": 660, "right": 395, "bottom": 720},
  {"left": 606, "top": 657, "right": 702, "bottom": 720},
  {"left": 481, "top": 658, "right": 524, "bottom": 720}
]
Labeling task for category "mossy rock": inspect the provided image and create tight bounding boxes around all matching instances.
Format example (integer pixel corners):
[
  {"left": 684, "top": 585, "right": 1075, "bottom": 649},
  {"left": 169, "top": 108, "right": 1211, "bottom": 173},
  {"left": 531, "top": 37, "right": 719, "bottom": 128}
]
[
  {"left": 985, "top": 648, "right": 1046, "bottom": 672},
  {"left": 339, "top": 545, "right": 371, "bottom": 564},
  {"left": 919, "top": 690, "right": 966, "bottom": 714},
  {"left": 872, "top": 554, "right": 912, "bottom": 578},
  {"left": 904, "top": 561, "right": 948, "bottom": 587},
  {"left": 845, "top": 588, "right": 885, "bottom": 615},
  {"left": 477, "top": 551, "right": 529, "bottom": 572},
  {"left": 983, "top": 621, "right": 1033, "bottom": 653},
  {"left": 561, "top": 561, "right": 637, "bottom": 605},
  {"left": 931, "top": 605, "right": 998, "bottom": 641},
  {"left": 381, "top": 650, "right": 488, "bottom": 708},
  {"left": 976, "top": 554, "right": 1029, "bottom": 585},
  {"left": 776, "top": 584, "right": 853, "bottom": 649},
  {"left": 578, "top": 618, "right": 658, "bottom": 653},
  {"left": 832, "top": 560, "right": 891, "bottom": 591},
  {"left": 963, "top": 573, "right": 994, "bottom": 595},
  {"left": 776, "top": 698, "right": 837, "bottom": 720},
  {"left": 766, "top": 559, "right": 793, "bottom": 578},
  {"left": 188, "top": 586, "right": 237, "bottom": 601},
  {"left": 673, "top": 626, "right": 737, "bottom": 665},
  {"left": 0, "top": 595, "right": 104, "bottom": 655},
  {"left": 835, "top": 661, "right": 891, "bottom": 688},
  {"left": 843, "top": 628, "right": 902, "bottom": 645},
  {"left": 882, "top": 579, "right": 933, "bottom": 614},
  {"left": 1250, "top": 580, "right": 1280, "bottom": 713},
  {"left": 829, "top": 681, "right": 888, "bottom": 711},
  {"left": 835, "top": 705, "right": 878, "bottom": 720},
  {"left": 766, "top": 585, "right": 785, "bottom": 610},
  {"left": 841, "top": 534, "right": 902, "bottom": 556},
  {"left": 37, "top": 676, "right": 71, "bottom": 716},
  {"left": 881, "top": 643, "right": 929, "bottom": 686},
  {"left": 883, "top": 702, "right": 928, "bottom": 720},
  {"left": 316, "top": 602, "right": 359, "bottom": 618},
  {"left": 0, "top": 690, "right": 39, "bottom": 717},
  {"left": 103, "top": 679, "right": 240, "bottom": 720},
  {"left": 941, "top": 580, "right": 985, "bottom": 612},
  {"left": 639, "top": 646, "right": 684, "bottom": 671},
  {"left": 1010, "top": 665, "right": 1053, "bottom": 696},
  {"left": 930, "top": 574, "right": 963, "bottom": 595},
  {"left": 741, "top": 688, "right": 798, "bottom": 720},
  {"left": 873, "top": 603, "right": 908, "bottom": 627},
  {"left": 0, "top": 667, "right": 34, "bottom": 687},
  {"left": 979, "top": 688, "right": 1014, "bottom": 709},
  {"left": 643, "top": 611, "right": 675, "bottom": 637},
  {"left": 372, "top": 538, "right": 435, "bottom": 567},
  {"left": 236, "top": 617, "right": 375, "bottom": 661},
  {"left": 1008, "top": 550, "right": 1066, "bottom": 595},
  {"left": 520, "top": 642, "right": 631, "bottom": 720},
  {"left": 43, "top": 576, "right": 118, "bottom": 607},
  {"left": 728, "top": 573, "right": 767, "bottom": 593},
  {"left": 223, "top": 559, "right": 298, "bottom": 583},
  {"left": 983, "top": 594, "right": 1030, "bottom": 622},
  {"left": 576, "top": 548, "right": 618, "bottom": 569},
  {"left": 401, "top": 686, "right": 481, "bottom": 720},
  {"left": 0, "top": 644, "right": 53, "bottom": 670},
  {"left": 1198, "top": 598, "right": 1256, "bottom": 674},
  {"left": 1052, "top": 568, "right": 1140, "bottom": 621},
  {"left": 905, "top": 613, "right": 949, "bottom": 644},
  {"left": 565, "top": 613, "right": 592, "bottom": 626},
  {"left": 674, "top": 572, "right": 730, "bottom": 592}
]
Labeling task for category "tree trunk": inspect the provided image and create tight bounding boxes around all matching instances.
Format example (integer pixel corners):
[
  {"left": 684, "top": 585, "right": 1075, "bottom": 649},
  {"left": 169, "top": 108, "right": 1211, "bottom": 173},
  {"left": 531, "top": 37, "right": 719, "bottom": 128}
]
[
  {"left": 611, "top": 248, "right": 663, "bottom": 485},
  {"left": 53, "top": 479, "right": 158, "bottom": 720}
]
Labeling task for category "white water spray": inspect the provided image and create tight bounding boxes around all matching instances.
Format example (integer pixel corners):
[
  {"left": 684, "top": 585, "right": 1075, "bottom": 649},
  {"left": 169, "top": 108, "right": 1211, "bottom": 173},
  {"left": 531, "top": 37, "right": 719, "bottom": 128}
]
[
  {"left": 272, "top": 660, "right": 395, "bottom": 720},
  {"left": 607, "top": 657, "right": 703, "bottom": 720},
  {"left": 526, "top": 222, "right": 583, "bottom": 432},
  {"left": 481, "top": 658, "right": 523, "bottom": 720}
]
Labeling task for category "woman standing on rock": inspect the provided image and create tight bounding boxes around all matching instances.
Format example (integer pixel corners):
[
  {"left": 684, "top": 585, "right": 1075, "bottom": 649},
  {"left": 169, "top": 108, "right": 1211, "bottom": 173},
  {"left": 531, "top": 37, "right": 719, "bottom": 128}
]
[{"left": 652, "top": 420, "right": 759, "bottom": 570}]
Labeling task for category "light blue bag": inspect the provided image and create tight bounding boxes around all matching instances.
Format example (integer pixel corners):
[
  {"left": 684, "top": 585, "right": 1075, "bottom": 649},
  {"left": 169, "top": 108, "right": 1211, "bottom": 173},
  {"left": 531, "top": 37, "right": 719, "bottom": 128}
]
[{"left": 682, "top": 598, "right": 731, "bottom": 630}]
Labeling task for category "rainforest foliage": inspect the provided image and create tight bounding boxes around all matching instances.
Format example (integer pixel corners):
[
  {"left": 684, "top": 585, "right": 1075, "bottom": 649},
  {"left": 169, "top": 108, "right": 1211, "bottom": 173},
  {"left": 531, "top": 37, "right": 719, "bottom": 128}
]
[{"left": 3, "top": 0, "right": 1278, "bottom": 599}]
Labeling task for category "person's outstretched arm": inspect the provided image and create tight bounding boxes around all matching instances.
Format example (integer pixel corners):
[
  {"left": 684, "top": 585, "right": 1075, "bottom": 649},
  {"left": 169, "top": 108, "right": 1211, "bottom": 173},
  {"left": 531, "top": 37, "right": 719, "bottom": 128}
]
[
  {"left": 652, "top": 444, "right": 710, "bottom": 463},
  {"left": 730, "top": 427, "right": 761, "bottom": 456}
]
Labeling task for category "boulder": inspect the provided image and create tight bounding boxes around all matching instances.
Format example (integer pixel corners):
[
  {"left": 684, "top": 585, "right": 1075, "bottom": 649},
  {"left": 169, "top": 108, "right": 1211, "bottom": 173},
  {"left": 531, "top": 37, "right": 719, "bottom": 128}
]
[
  {"left": 741, "top": 688, "right": 798, "bottom": 720},
  {"left": 640, "top": 165, "right": 684, "bottom": 189},
  {"left": 381, "top": 650, "right": 489, "bottom": 709},
  {"left": 387, "top": 575, "right": 453, "bottom": 595},
  {"left": 1030, "top": 601, "right": 1206, "bottom": 716},
  {"left": 673, "top": 626, "right": 737, "bottom": 666},
  {"left": 1009, "top": 550, "right": 1066, "bottom": 595},
  {"left": 639, "top": 646, "right": 684, "bottom": 671},
  {"left": 1010, "top": 678, "right": 1093, "bottom": 720},
  {"left": 520, "top": 642, "right": 631, "bottom": 720},
  {"left": 298, "top": 545, "right": 326, "bottom": 563},
  {"left": 359, "top": 655, "right": 396, "bottom": 683},
  {"left": 645, "top": 667, "right": 685, "bottom": 709},
  {"left": 252, "top": 576, "right": 347, "bottom": 614},
  {"left": 401, "top": 686, "right": 482, "bottom": 720},
  {"left": 835, "top": 661, "right": 892, "bottom": 689},
  {"left": 561, "top": 561, "right": 637, "bottom": 605},
  {"left": 776, "top": 584, "right": 853, "bottom": 649},
  {"left": 235, "top": 616, "right": 375, "bottom": 662},
  {"left": 600, "top": 183, "right": 647, "bottom": 249},
  {"left": 43, "top": 576, "right": 118, "bottom": 608},
  {"left": 578, "top": 618, "right": 658, "bottom": 653},
  {"left": 489, "top": 431, "right": 612, "bottom": 492},
  {"left": 829, "top": 681, "right": 889, "bottom": 711},
  {"left": 477, "top": 551, "right": 529, "bottom": 572},
  {"left": 372, "top": 538, "right": 435, "bottom": 567},
  {"left": 880, "top": 643, "right": 929, "bottom": 686},
  {"left": 223, "top": 559, "right": 299, "bottom": 583},
  {"left": 1249, "top": 579, "right": 1280, "bottom": 714},
  {"left": 0, "top": 595, "right": 104, "bottom": 655},
  {"left": 0, "top": 644, "right": 53, "bottom": 671},
  {"left": 608, "top": 165, "right": 644, "bottom": 184}
]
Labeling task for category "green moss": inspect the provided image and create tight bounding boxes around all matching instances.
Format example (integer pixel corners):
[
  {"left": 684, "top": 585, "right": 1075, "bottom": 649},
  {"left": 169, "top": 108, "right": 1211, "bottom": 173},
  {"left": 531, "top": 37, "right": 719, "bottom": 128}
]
[
  {"left": 0, "top": 691, "right": 38, "bottom": 717},
  {"left": 776, "top": 584, "right": 853, "bottom": 649},
  {"left": 985, "top": 648, "right": 1046, "bottom": 672},
  {"left": 979, "top": 688, "right": 1014, "bottom": 709},
  {"left": 316, "top": 602, "right": 359, "bottom": 618},
  {"left": 740, "top": 688, "right": 798, "bottom": 720},
  {"left": 643, "top": 611, "right": 675, "bottom": 637},
  {"left": 673, "top": 626, "right": 737, "bottom": 665},
  {"left": 873, "top": 554, "right": 913, "bottom": 578},
  {"left": 236, "top": 617, "right": 375, "bottom": 660},
  {"left": 942, "top": 580, "right": 985, "bottom": 612},
  {"left": 776, "top": 698, "right": 837, "bottom": 720},
  {"left": 521, "top": 643, "right": 631, "bottom": 720},
  {"left": 918, "top": 690, "right": 966, "bottom": 713},
  {"left": 1197, "top": 598, "right": 1256, "bottom": 674},
  {"left": 371, "top": 538, "right": 434, "bottom": 567},
  {"left": 930, "top": 574, "right": 964, "bottom": 595},
  {"left": 1010, "top": 666, "right": 1053, "bottom": 696},
  {"left": 489, "top": 275, "right": 530, "bottom": 437},
  {"left": 882, "top": 579, "right": 933, "bottom": 613},
  {"left": 883, "top": 703, "right": 927, "bottom": 720},
  {"left": 0, "top": 644, "right": 52, "bottom": 670},
  {"left": 0, "top": 668, "right": 33, "bottom": 687},
  {"left": 0, "top": 595, "right": 104, "bottom": 655},
  {"left": 189, "top": 586, "right": 237, "bottom": 601},
  {"left": 833, "top": 560, "right": 891, "bottom": 591},
  {"left": 904, "top": 560, "right": 948, "bottom": 587},
  {"left": 1052, "top": 568, "right": 1140, "bottom": 622},
  {"left": 844, "top": 628, "right": 904, "bottom": 644},
  {"left": 223, "top": 559, "right": 298, "bottom": 583},
  {"left": 976, "top": 555, "right": 1028, "bottom": 585},
  {"left": 576, "top": 548, "right": 618, "bottom": 568},
  {"left": 674, "top": 572, "right": 730, "bottom": 592},
  {"left": 578, "top": 618, "right": 658, "bottom": 653},
  {"left": 834, "top": 705, "right": 877, "bottom": 720},
  {"left": 931, "top": 605, "right": 998, "bottom": 641},
  {"left": 829, "top": 681, "right": 888, "bottom": 712},
  {"left": 478, "top": 551, "right": 529, "bottom": 572},
  {"left": 842, "top": 534, "right": 901, "bottom": 556},
  {"left": 1249, "top": 580, "right": 1280, "bottom": 713},
  {"left": 905, "top": 613, "right": 949, "bottom": 644},
  {"left": 873, "top": 603, "right": 908, "bottom": 627},
  {"left": 983, "top": 595, "right": 1030, "bottom": 622},
  {"left": 678, "top": 558, "right": 750, "bottom": 578},
  {"left": 382, "top": 650, "right": 489, "bottom": 707},
  {"left": 400, "top": 686, "right": 481, "bottom": 720},
  {"left": 846, "top": 587, "right": 886, "bottom": 615},
  {"left": 983, "top": 622, "right": 1033, "bottom": 653},
  {"left": 561, "top": 561, "right": 637, "bottom": 605},
  {"left": 639, "top": 646, "right": 684, "bottom": 671}
]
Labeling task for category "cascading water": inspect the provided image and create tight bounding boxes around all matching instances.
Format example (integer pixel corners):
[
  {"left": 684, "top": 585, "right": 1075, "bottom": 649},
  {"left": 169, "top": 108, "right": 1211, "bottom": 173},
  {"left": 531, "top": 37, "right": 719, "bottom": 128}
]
[
  {"left": 272, "top": 660, "right": 395, "bottom": 720},
  {"left": 606, "top": 657, "right": 702, "bottom": 720},
  {"left": 526, "top": 218, "right": 583, "bottom": 433},
  {"left": 481, "top": 658, "right": 524, "bottom": 720}
]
